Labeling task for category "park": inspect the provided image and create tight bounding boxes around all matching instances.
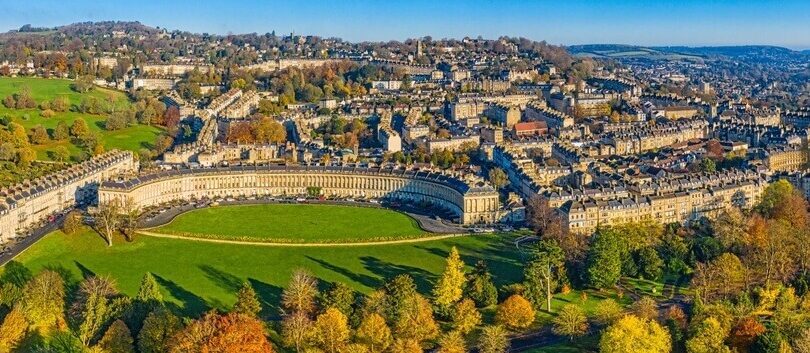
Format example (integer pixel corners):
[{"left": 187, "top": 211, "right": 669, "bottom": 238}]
[
  {"left": 0, "top": 77, "right": 162, "bottom": 161},
  {"left": 6, "top": 203, "right": 526, "bottom": 317}
]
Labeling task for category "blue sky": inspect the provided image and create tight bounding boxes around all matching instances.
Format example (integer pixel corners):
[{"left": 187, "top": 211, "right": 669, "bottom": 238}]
[{"left": 1, "top": 0, "right": 808, "bottom": 49}]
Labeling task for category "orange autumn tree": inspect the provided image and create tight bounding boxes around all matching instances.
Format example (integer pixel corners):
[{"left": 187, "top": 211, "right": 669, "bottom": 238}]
[
  {"left": 168, "top": 311, "right": 273, "bottom": 353},
  {"left": 729, "top": 316, "right": 765, "bottom": 352}
]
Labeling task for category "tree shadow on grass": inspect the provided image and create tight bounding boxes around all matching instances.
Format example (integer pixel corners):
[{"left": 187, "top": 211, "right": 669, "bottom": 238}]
[
  {"left": 0, "top": 260, "right": 32, "bottom": 287},
  {"left": 305, "top": 256, "right": 380, "bottom": 290},
  {"left": 198, "top": 264, "right": 242, "bottom": 293},
  {"left": 247, "top": 278, "right": 283, "bottom": 321},
  {"left": 359, "top": 256, "right": 437, "bottom": 293},
  {"left": 73, "top": 261, "right": 96, "bottom": 280},
  {"left": 414, "top": 240, "right": 524, "bottom": 287},
  {"left": 153, "top": 274, "right": 209, "bottom": 318}
]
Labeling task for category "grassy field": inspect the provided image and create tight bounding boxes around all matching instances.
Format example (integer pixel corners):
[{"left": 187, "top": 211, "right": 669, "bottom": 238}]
[
  {"left": 5, "top": 228, "right": 524, "bottom": 318},
  {"left": 154, "top": 204, "right": 427, "bottom": 242},
  {"left": 0, "top": 77, "right": 162, "bottom": 160}
]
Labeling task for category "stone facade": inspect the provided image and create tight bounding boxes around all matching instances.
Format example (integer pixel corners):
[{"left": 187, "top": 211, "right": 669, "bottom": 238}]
[
  {"left": 99, "top": 165, "right": 500, "bottom": 225},
  {"left": 560, "top": 178, "right": 766, "bottom": 234},
  {"left": 0, "top": 151, "right": 137, "bottom": 243}
]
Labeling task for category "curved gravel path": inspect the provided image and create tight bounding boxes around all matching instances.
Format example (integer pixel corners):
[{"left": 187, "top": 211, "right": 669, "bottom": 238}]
[{"left": 136, "top": 230, "right": 472, "bottom": 247}]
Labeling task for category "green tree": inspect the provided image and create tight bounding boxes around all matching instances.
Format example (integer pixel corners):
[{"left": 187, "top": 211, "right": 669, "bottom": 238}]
[
  {"left": 322, "top": 282, "right": 356, "bottom": 319},
  {"left": 53, "top": 120, "right": 70, "bottom": 140},
  {"left": 594, "top": 298, "right": 624, "bottom": 326},
  {"left": 712, "top": 207, "right": 748, "bottom": 250},
  {"left": 50, "top": 145, "right": 70, "bottom": 162},
  {"left": 466, "top": 260, "right": 498, "bottom": 307},
  {"left": 552, "top": 304, "right": 589, "bottom": 341},
  {"left": 138, "top": 308, "right": 182, "bottom": 353},
  {"left": 699, "top": 158, "right": 716, "bottom": 173},
  {"left": 637, "top": 247, "right": 664, "bottom": 280},
  {"left": 233, "top": 281, "right": 262, "bottom": 317},
  {"left": 125, "top": 272, "right": 164, "bottom": 336},
  {"left": 97, "top": 319, "right": 135, "bottom": 353},
  {"left": 136, "top": 272, "right": 163, "bottom": 303},
  {"left": 72, "top": 276, "right": 122, "bottom": 345},
  {"left": 586, "top": 230, "right": 623, "bottom": 289},
  {"left": 751, "top": 326, "right": 789, "bottom": 353},
  {"left": 685, "top": 317, "right": 732, "bottom": 353},
  {"left": 756, "top": 180, "right": 794, "bottom": 217},
  {"left": 524, "top": 240, "right": 565, "bottom": 312},
  {"left": 433, "top": 246, "right": 466, "bottom": 313},
  {"left": 477, "top": 325, "right": 510, "bottom": 353},
  {"left": 385, "top": 274, "right": 418, "bottom": 323}
]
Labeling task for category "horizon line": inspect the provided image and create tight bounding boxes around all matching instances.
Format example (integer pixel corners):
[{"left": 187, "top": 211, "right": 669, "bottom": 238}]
[{"left": 4, "top": 20, "right": 809, "bottom": 51}]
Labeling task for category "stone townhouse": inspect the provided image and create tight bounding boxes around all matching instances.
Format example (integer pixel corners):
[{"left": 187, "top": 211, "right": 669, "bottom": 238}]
[{"left": 0, "top": 151, "right": 137, "bottom": 244}]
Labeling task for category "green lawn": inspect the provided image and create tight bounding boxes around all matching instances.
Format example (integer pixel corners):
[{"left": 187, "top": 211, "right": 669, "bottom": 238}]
[
  {"left": 0, "top": 77, "right": 162, "bottom": 160},
  {"left": 4, "top": 228, "right": 523, "bottom": 318},
  {"left": 154, "top": 204, "right": 428, "bottom": 242}
]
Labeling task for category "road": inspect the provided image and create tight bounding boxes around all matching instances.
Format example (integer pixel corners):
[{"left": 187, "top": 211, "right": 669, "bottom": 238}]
[{"left": 0, "top": 214, "right": 64, "bottom": 266}]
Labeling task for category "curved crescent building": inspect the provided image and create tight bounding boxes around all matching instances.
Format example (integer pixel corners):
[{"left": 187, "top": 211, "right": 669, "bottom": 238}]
[{"left": 99, "top": 165, "right": 501, "bottom": 224}]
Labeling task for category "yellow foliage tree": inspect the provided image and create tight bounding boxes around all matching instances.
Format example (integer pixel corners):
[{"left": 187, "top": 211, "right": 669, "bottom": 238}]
[
  {"left": 0, "top": 307, "right": 28, "bottom": 352},
  {"left": 432, "top": 247, "right": 466, "bottom": 311},
  {"left": 394, "top": 295, "right": 439, "bottom": 343},
  {"left": 355, "top": 313, "right": 392, "bottom": 353},
  {"left": 314, "top": 308, "right": 350, "bottom": 353},
  {"left": 436, "top": 331, "right": 466, "bottom": 353},
  {"left": 495, "top": 295, "right": 535, "bottom": 330},
  {"left": 451, "top": 299, "right": 482, "bottom": 335},
  {"left": 599, "top": 315, "right": 671, "bottom": 353}
]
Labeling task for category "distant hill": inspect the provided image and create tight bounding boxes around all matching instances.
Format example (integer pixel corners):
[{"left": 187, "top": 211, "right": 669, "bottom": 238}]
[
  {"left": 568, "top": 44, "right": 704, "bottom": 60},
  {"left": 568, "top": 44, "right": 807, "bottom": 62}
]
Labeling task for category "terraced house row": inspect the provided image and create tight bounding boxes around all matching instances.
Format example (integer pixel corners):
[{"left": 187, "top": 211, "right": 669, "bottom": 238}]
[
  {"left": 0, "top": 151, "right": 137, "bottom": 244},
  {"left": 99, "top": 164, "right": 502, "bottom": 225},
  {"left": 560, "top": 177, "right": 767, "bottom": 234},
  {"left": 493, "top": 144, "right": 770, "bottom": 234}
]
